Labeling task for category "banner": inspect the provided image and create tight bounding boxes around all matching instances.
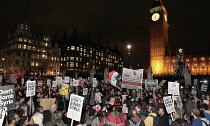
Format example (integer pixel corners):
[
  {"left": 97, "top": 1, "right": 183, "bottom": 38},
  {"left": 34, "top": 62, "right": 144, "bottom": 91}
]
[
  {"left": 83, "top": 88, "right": 88, "bottom": 95},
  {"left": 145, "top": 79, "right": 158, "bottom": 90},
  {"left": 168, "top": 82, "right": 180, "bottom": 95},
  {"left": 163, "top": 96, "right": 175, "bottom": 114},
  {"left": 122, "top": 68, "right": 143, "bottom": 89},
  {"left": 5, "top": 70, "right": 24, "bottom": 84},
  {"left": 64, "top": 76, "right": 70, "bottom": 83},
  {"left": 61, "top": 84, "right": 69, "bottom": 95},
  {"left": 26, "top": 81, "right": 36, "bottom": 97},
  {"left": 108, "top": 71, "right": 122, "bottom": 89},
  {"left": 67, "top": 94, "right": 84, "bottom": 121},
  {"left": 0, "top": 85, "right": 15, "bottom": 111},
  {"left": 56, "top": 76, "right": 62, "bottom": 85},
  {"left": 0, "top": 108, "right": 6, "bottom": 126}
]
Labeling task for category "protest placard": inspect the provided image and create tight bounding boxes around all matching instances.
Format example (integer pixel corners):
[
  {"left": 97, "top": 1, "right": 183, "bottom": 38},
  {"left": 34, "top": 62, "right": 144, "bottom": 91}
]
[
  {"left": 122, "top": 104, "right": 128, "bottom": 113},
  {"left": 92, "top": 80, "right": 97, "bottom": 87},
  {"left": 83, "top": 88, "right": 88, "bottom": 95},
  {"left": 145, "top": 79, "right": 158, "bottom": 90},
  {"left": 26, "top": 81, "right": 36, "bottom": 97},
  {"left": 122, "top": 68, "right": 143, "bottom": 89},
  {"left": 0, "top": 75, "right": 2, "bottom": 83},
  {"left": 52, "top": 81, "right": 57, "bottom": 87},
  {"left": 64, "top": 76, "right": 70, "bottom": 83},
  {"left": 168, "top": 82, "right": 180, "bottom": 95},
  {"left": 0, "top": 108, "right": 6, "bottom": 126},
  {"left": 21, "top": 78, "right": 24, "bottom": 85},
  {"left": 163, "top": 96, "right": 175, "bottom": 114},
  {"left": 201, "top": 83, "right": 208, "bottom": 92},
  {"left": 38, "top": 80, "right": 43, "bottom": 86},
  {"left": 47, "top": 79, "right": 51, "bottom": 86},
  {"left": 61, "top": 84, "right": 69, "bottom": 95},
  {"left": 67, "top": 94, "right": 84, "bottom": 121},
  {"left": 0, "top": 85, "right": 15, "bottom": 111},
  {"left": 56, "top": 76, "right": 62, "bottom": 85},
  {"left": 176, "top": 96, "right": 183, "bottom": 109},
  {"left": 159, "top": 80, "right": 166, "bottom": 86},
  {"left": 73, "top": 80, "right": 79, "bottom": 86}
]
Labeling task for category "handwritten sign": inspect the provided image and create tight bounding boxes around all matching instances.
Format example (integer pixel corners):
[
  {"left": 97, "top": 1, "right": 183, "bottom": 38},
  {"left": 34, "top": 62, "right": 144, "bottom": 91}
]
[
  {"left": 61, "top": 84, "right": 69, "bottom": 95},
  {"left": 67, "top": 94, "right": 84, "bottom": 121}
]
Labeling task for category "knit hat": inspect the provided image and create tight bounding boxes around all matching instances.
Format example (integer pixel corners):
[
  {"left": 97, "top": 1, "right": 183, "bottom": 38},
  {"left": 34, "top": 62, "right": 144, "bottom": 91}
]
[{"left": 192, "top": 108, "right": 200, "bottom": 116}]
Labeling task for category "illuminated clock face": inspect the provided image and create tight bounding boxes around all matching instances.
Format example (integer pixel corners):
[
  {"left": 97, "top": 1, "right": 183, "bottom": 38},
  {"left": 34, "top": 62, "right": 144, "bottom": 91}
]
[
  {"left": 151, "top": 13, "right": 160, "bottom": 21},
  {"left": 164, "top": 14, "right": 167, "bottom": 22}
]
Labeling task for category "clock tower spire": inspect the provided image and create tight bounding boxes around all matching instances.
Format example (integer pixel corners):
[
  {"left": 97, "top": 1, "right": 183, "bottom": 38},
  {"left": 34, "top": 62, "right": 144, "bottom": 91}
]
[{"left": 149, "top": 0, "right": 168, "bottom": 75}]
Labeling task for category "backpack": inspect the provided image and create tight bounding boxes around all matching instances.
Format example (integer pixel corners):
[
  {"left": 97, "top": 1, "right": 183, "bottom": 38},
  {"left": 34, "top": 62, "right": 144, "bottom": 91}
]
[
  {"left": 149, "top": 115, "right": 161, "bottom": 126},
  {"left": 128, "top": 118, "right": 141, "bottom": 126}
]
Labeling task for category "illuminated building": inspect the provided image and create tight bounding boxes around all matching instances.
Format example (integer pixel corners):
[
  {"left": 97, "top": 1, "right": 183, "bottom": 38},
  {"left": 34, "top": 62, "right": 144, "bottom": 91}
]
[
  {"left": 0, "top": 20, "right": 61, "bottom": 75},
  {"left": 150, "top": 0, "right": 210, "bottom": 75}
]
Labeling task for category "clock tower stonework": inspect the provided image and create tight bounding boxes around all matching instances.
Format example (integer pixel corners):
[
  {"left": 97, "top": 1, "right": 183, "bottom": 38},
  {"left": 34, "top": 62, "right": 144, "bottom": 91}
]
[{"left": 150, "top": 0, "right": 168, "bottom": 75}]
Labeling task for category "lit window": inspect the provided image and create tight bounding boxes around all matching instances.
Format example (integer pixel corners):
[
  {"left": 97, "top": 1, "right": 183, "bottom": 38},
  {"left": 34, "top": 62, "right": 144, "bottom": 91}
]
[
  {"left": 84, "top": 49, "right": 86, "bottom": 53},
  {"left": 76, "top": 63, "right": 78, "bottom": 67},
  {"left": 186, "top": 58, "right": 189, "bottom": 62},
  {"left": 70, "top": 62, "right": 74, "bottom": 67},
  {"left": 71, "top": 46, "right": 75, "bottom": 50},
  {"left": 28, "top": 46, "right": 31, "bottom": 50},
  {"left": 25, "top": 27, "right": 28, "bottom": 30},
  {"left": 24, "top": 38, "right": 27, "bottom": 42},
  {"left": 80, "top": 53, "right": 83, "bottom": 56},
  {"left": 19, "top": 38, "right": 23, "bottom": 41},
  {"left": 46, "top": 38, "right": 49, "bottom": 42},
  {"left": 193, "top": 64, "right": 197, "bottom": 67},
  {"left": 18, "top": 44, "right": 21, "bottom": 48},
  {"left": 45, "top": 43, "right": 48, "bottom": 46},
  {"left": 80, "top": 48, "right": 83, "bottom": 52},
  {"left": 70, "top": 57, "right": 74, "bottom": 61},
  {"left": 76, "top": 57, "right": 78, "bottom": 61},
  {"left": 201, "top": 57, "right": 205, "bottom": 61},
  {"left": 201, "top": 63, "right": 205, "bottom": 67},
  {"left": 36, "top": 54, "right": 39, "bottom": 59},
  {"left": 32, "top": 46, "right": 36, "bottom": 51},
  {"left": 193, "top": 57, "right": 197, "bottom": 61},
  {"left": 90, "top": 50, "right": 92, "bottom": 54},
  {"left": 67, "top": 46, "right": 70, "bottom": 51},
  {"left": 36, "top": 62, "right": 39, "bottom": 66},
  {"left": 42, "top": 55, "right": 47, "bottom": 59},
  {"left": 31, "top": 62, "right": 35, "bottom": 66},
  {"left": 29, "top": 40, "right": 32, "bottom": 43},
  {"left": 80, "top": 58, "right": 82, "bottom": 61},
  {"left": 77, "top": 47, "right": 79, "bottom": 51},
  {"left": 23, "top": 44, "right": 27, "bottom": 49}
]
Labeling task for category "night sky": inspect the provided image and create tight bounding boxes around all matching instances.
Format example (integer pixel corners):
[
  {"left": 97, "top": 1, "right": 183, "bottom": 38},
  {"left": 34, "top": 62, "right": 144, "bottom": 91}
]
[{"left": 0, "top": 0, "right": 209, "bottom": 68}]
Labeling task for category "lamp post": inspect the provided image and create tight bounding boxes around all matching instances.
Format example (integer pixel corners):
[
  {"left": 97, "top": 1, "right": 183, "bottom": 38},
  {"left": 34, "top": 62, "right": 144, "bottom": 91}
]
[{"left": 127, "top": 44, "right": 131, "bottom": 68}]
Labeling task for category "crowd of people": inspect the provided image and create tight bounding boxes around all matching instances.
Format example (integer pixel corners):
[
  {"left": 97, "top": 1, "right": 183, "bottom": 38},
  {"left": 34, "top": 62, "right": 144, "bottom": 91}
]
[{"left": 2, "top": 77, "right": 210, "bottom": 126}]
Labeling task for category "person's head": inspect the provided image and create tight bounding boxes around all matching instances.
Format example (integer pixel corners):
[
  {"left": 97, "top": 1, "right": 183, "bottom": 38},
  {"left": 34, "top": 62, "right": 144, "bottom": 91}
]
[
  {"left": 135, "top": 104, "right": 141, "bottom": 112},
  {"left": 36, "top": 106, "right": 44, "bottom": 113},
  {"left": 130, "top": 108, "right": 138, "bottom": 117},
  {"left": 55, "top": 111, "right": 63, "bottom": 119},
  {"left": 191, "top": 108, "right": 200, "bottom": 118},
  {"left": 32, "top": 112, "right": 43, "bottom": 126},
  {"left": 200, "top": 111, "right": 206, "bottom": 118},
  {"left": 8, "top": 113, "right": 20, "bottom": 125},
  {"left": 20, "top": 116, "right": 29, "bottom": 126},
  {"left": 117, "top": 107, "right": 122, "bottom": 113},
  {"left": 50, "top": 103, "right": 57, "bottom": 112},
  {"left": 200, "top": 103, "right": 208, "bottom": 111},
  {"left": 158, "top": 107, "right": 166, "bottom": 116},
  {"left": 148, "top": 104, "right": 157, "bottom": 114},
  {"left": 43, "top": 110, "right": 52, "bottom": 124}
]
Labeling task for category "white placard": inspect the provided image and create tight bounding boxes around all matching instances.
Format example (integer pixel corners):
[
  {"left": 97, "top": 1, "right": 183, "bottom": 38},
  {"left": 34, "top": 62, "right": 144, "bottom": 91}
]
[
  {"left": 159, "top": 80, "right": 166, "bottom": 86},
  {"left": 56, "top": 76, "right": 62, "bottom": 85},
  {"left": 52, "top": 81, "right": 57, "bottom": 87},
  {"left": 145, "top": 79, "right": 158, "bottom": 90},
  {"left": 73, "top": 80, "right": 79, "bottom": 86},
  {"left": 176, "top": 96, "right": 183, "bottom": 109},
  {"left": 64, "top": 76, "right": 70, "bottom": 83},
  {"left": 83, "top": 88, "right": 88, "bottom": 95},
  {"left": 92, "top": 80, "right": 97, "bottom": 87},
  {"left": 26, "top": 81, "right": 36, "bottom": 97},
  {"left": 21, "top": 78, "right": 24, "bottom": 85},
  {"left": 38, "top": 80, "right": 43, "bottom": 86},
  {"left": 47, "top": 79, "right": 51, "bottom": 86},
  {"left": 168, "top": 82, "right": 180, "bottom": 95},
  {"left": 0, "top": 75, "right": 2, "bottom": 83},
  {"left": 0, "top": 108, "right": 6, "bottom": 126},
  {"left": 163, "top": 96, "right": 175, "bottom": 114},
  {"left": 67, "top": 94, "right": 84, "bottom": 121},
  {"left": 92, "top": 78, "right": 97, "bottom": 81}
]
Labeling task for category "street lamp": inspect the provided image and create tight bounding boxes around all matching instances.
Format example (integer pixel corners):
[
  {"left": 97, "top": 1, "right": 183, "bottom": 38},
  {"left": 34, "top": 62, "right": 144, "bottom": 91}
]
[{"left": 127, "top": 44, "right": 132, "bottom": 68}]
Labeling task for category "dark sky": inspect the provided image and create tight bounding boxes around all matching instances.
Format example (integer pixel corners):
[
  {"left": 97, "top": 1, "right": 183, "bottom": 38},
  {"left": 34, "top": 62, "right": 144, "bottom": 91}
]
[{"left": 0, "top": 0, "right": 209, "bottom": 68}]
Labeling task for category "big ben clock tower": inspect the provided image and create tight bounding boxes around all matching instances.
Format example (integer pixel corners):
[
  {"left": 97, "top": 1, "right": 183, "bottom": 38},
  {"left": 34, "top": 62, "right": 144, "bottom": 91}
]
[{"left": 150, "top": 0, "right": 168, "bottom": 75}]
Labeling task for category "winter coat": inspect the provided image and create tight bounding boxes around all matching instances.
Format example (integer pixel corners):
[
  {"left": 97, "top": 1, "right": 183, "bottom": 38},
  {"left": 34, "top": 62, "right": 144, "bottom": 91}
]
[{"left": 144, "top": 113, "right": 157, "bottom": 126}]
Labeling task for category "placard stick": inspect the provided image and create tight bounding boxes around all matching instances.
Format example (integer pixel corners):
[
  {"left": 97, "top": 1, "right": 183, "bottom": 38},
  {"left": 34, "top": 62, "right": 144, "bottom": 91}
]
[
  {"left": 30, "top": 96, "right": 32, "bottom": 115},
  {"left": 49, "top": 85, "right": 51, "bottom": 98},
  {"left": 70, "top": 119, "right": 74, "bottom": 126},
  {"left": 180, "top": 109, "right": 183, "bottom": 118},
  {"left": 170, "top": 113, "right": 174, "bottom": 121}
]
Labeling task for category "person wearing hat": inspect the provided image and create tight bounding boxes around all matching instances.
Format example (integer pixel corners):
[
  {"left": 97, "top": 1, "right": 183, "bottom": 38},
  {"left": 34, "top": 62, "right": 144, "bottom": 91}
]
[{"left": 191, "top": 108, "right": 202, "bottom": 126}]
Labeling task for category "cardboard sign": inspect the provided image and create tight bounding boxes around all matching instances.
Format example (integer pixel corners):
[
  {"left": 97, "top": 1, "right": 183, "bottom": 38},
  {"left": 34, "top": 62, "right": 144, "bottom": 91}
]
[
  {"left": 67, "top": 94, "right": 84, "bottom": 121},
  {"left": 38, "top": 80, "right": 43, "bottom": 86},
  {"left": 56, "top": 76, "right": 62, "bottom": 85},
  {"left": 168, "top": 82, "right": 180, "bottom": 95},
  {"left": 163, "top": 96, "right": 175, "bottom": 114},
  {"left": 26, "top": 81, "right": 36, "bottom": 97},
  {"left": 83, "top": 88, "right": 88, "bottom": 95},
  {"left": 47, "top": 79, "right": 51, "bottom": 86},
  {"left": 61, "top": 84, "right": 69, "bottom": 95},
  {"left": 0, "top": 108, "right": 6, "bottom": 126},
  {"left": 64, "top": 76, "right": 70, "bottom": 83},
  {"left": 0, "top": 85, "right": 15, "bottom": 111}
]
